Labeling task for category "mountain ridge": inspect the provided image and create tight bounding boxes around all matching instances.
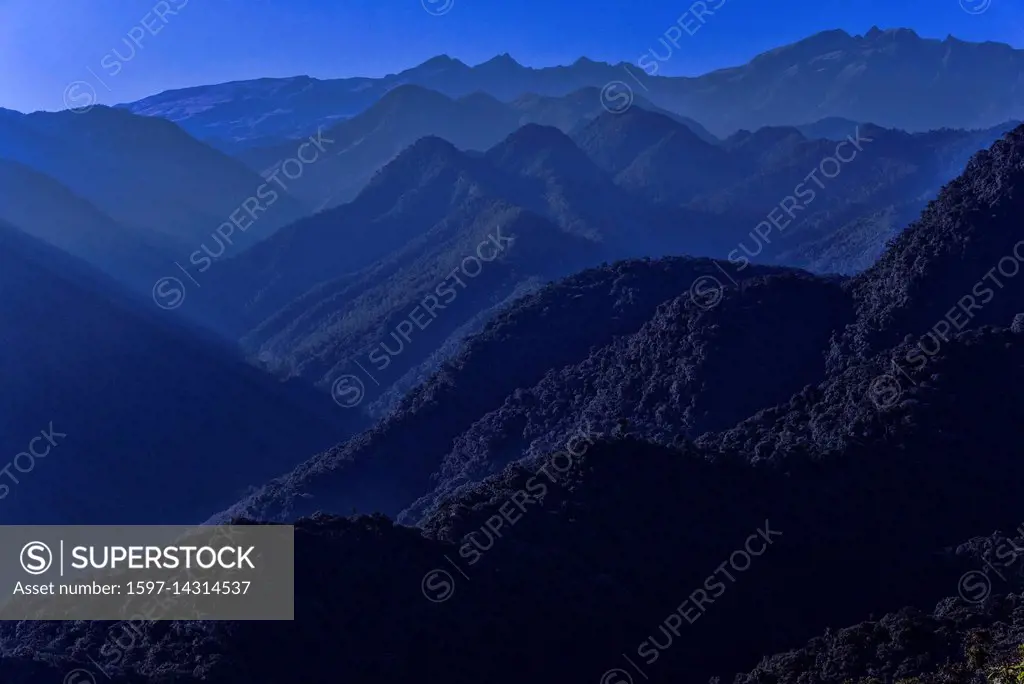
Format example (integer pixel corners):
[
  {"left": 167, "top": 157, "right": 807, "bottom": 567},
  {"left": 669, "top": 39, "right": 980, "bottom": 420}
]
[
  {"left": 3, "top": 23, "right": 1023, "bottom": 684},
  {"left": 119, "top": 27, "right": 1024, "bottom": 150},
  {"left": 0, "top": 222, "right": 345, "bottom": 525}
]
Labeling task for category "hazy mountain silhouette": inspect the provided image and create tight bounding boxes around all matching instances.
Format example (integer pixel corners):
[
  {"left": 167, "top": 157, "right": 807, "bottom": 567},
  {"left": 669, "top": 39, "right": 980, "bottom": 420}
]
[
  {"left": 202, "top": 123, "right": 735, "bottom": 415},
  {"left": 122, "top": 53, "right": 642, "bottom": 150},
  {"left": 653, "top": 27, "right": 1024, "bottom": 135},
  {"left": 0, "top": 159, "right": 173, "bottom": 293},
  {"left": 576, "top": 109, "right": 1014, "bottom": 273},
  {"left": 572, "top": 106, "right": 734, "bottom": 203},
  {"left": 795, "top": 116, "right": 869, "bottom": 140},
  {"left": 184, "top": 115, "right": 1019, "bottom": 430},
  {"left": 234, "top": 85, "right": 714, "bottom": 209},
  {"left": 508, "top": 87, "right": 717, "bottom": 143},
  {"left": 123, "top": 29, "right": 1024, "bottom": 149},
  {"left": 0, "top": 106, "right": 307, "bottom": 251},
  {"left": 0, "top": 223, "right": 345, "bottom": 525}
]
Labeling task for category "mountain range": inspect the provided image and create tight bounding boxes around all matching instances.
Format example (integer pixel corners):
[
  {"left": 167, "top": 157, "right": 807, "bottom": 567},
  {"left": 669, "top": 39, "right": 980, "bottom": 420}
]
[
  {"left": 5, "top": 30, "right": 1018, "bottom": 327},
  {"left": 124, "top": 27, "right": 1024, "bottom": 151},
  {"left": 6, "top": 124, "right": 1024, "bottom": 683},
  {"left": 201, "top": 121, "right": 1024, "bottom": 528},
  {"left": 211, "top": 122, "right": 1024, "bottom": 684},
  {"left": 0, "top": 106, "right": 307, "bottom": 319},
  {"left": 233, "top": 84, "right": 715, "bottom": 209},
  {"left": 3, "top": 24, "right": 1024, "bottom": 684},
  {"left": 189, "top": 109, "right": 1012, "bottom": 420}
]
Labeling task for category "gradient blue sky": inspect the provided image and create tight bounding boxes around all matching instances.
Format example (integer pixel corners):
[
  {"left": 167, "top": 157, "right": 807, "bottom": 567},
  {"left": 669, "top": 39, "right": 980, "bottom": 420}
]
[{"left": 1, "top": 0, "right": 1022, "bottom": 112}]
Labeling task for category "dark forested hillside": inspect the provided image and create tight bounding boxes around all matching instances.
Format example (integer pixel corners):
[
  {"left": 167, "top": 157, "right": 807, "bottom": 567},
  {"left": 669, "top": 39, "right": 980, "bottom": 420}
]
[
  {"left": 13, "top": 347, "right": 1024, "bottom": 682},
  {"left": 0, "top": 159, "right": 173, "bottom": 294},
  {"left": 400, "top": 271, "right": 852, "bottom": 524},
  {"left": 834, "top": 124, "right": 1024, "bottom": 366},
  {"left": 209, "top": 257, "right": 794, "bottom": 522}
]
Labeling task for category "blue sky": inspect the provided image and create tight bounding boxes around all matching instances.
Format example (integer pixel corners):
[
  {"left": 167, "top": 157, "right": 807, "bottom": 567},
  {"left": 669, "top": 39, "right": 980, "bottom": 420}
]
[{"left": 1, "top": 0, "right": 1021, "bottom": 112}]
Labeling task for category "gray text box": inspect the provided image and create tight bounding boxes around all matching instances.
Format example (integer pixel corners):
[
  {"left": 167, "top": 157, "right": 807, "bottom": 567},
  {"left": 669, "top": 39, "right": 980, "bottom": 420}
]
[{"left": 0, "top": 525, "right": 293, "bottom": 620}]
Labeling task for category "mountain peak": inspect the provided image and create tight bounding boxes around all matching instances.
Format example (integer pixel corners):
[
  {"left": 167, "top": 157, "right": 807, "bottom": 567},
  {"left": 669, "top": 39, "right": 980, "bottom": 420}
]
[
  {"left": 813, "top": 27, "right": 852, "bottom": 38},
  {"left": 373, "top": 134, "right": 464, "bottom": 176},
  {"left": 571, "top": 106, "right": 704, "bottom": 173},
  {"left": 405, "top": 133, "right": 462, "bottom": 158},
  {"left": 487, "top": 123, "right": 584, "bottom": 164},
  {"left": 797, "top": 27, "right": 854, "bottom": 47},
  {"left": 740, "top": 125, "right": 807, "bottom": 144},
  {"left": 502, "top": 122, "right": 574, "bottom": 142},
  {"left": 409, "top": 54, "right": 470, "bottom": 73},
  {"left": 421, "top": 54, "right": 460, "bottom": 66},
  {"left": 486, "top": 123, "right": 606, "bottom": 183},
  {"left": 376, "top": 83, "right": 454, "bottom": 108},
  {"left": 478, "top": 53, "right": 523, "bottom": 69},
  {"left": 866, "top": 26, "right": 921, "bottom": 42},
  {"left": 586, "top": 106, "right": 692, "bottom": 141},
  {"left": 353, "top": 134, "right": 471, "bottom": 208},
  {"left": 751, "top": 28, "right": 854, "bottom": 63},
  {"left": 355, "top": 134, "right": 466, "bottom": 190}
]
